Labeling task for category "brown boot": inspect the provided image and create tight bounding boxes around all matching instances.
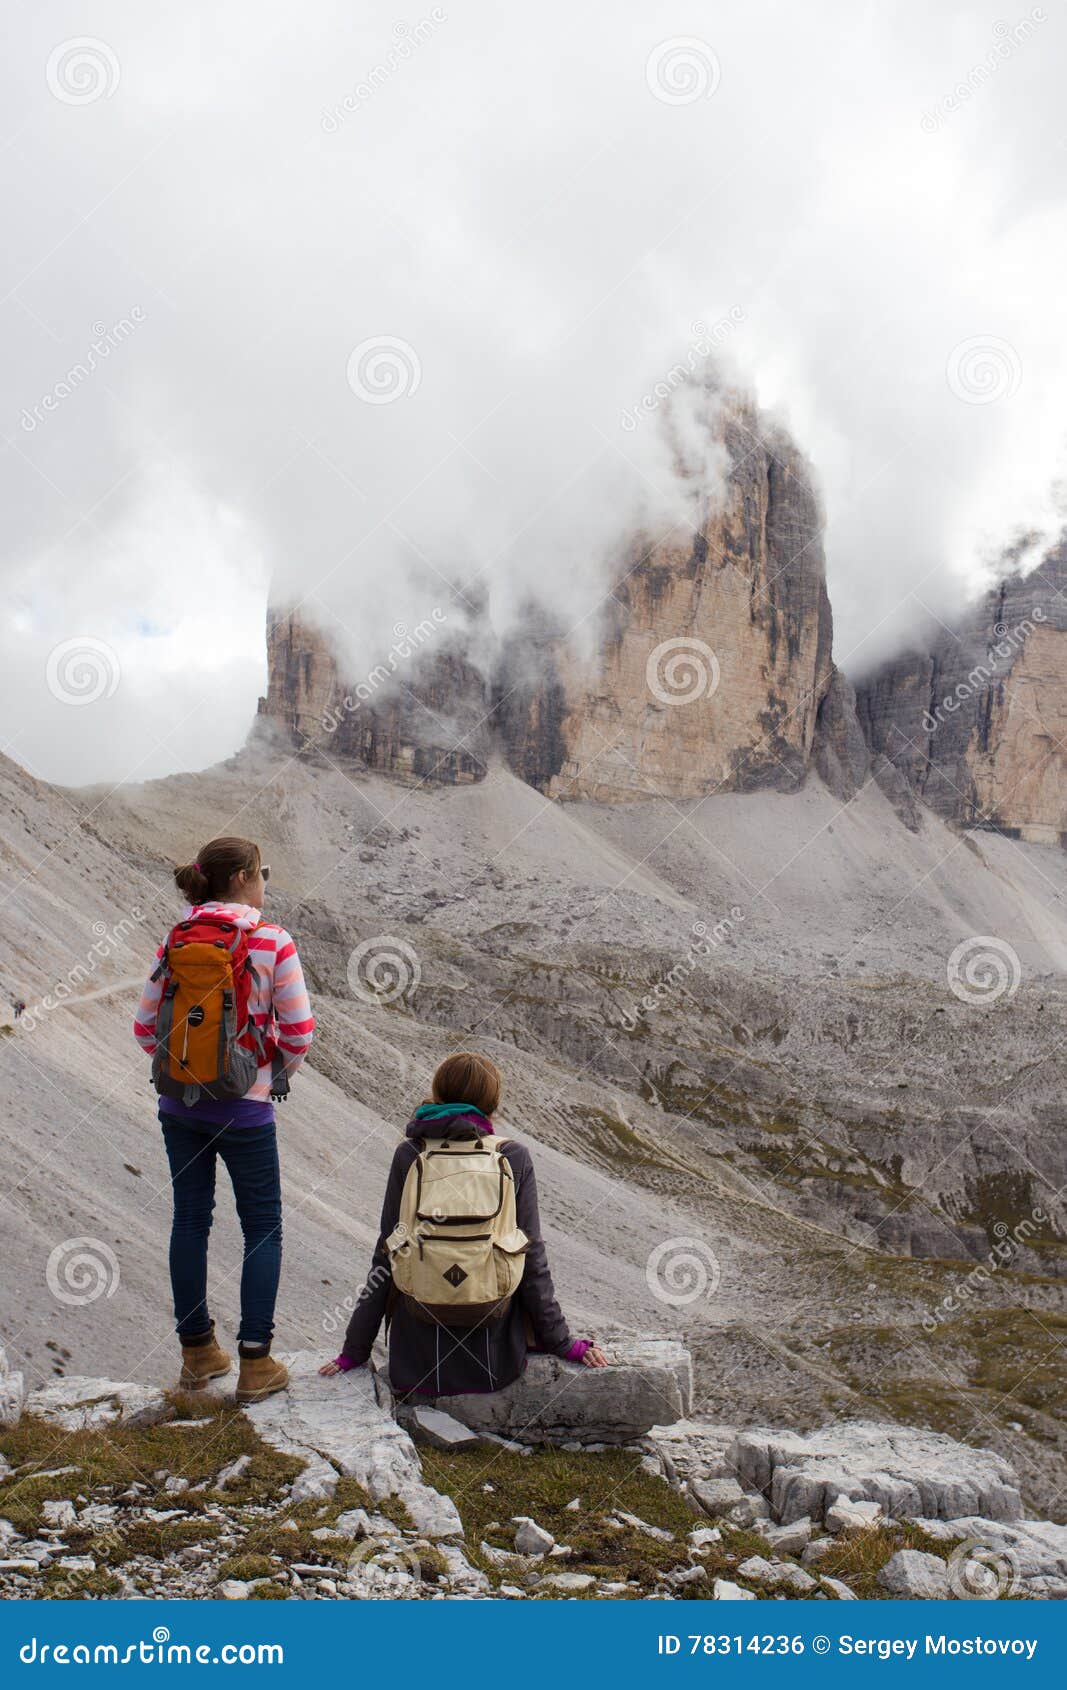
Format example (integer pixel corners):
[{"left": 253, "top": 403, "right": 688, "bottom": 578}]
[
  {"left": 235, "top": 1349, "right": 289, "bottom": 1404},
  {"left": 179, "top": 1323, "right": 232, "bottom": 1389}
]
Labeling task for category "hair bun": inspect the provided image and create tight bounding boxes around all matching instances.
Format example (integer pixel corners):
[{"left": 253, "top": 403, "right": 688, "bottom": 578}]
[{"left": 174, "top": 861, "right": 210, "bottom": 901}]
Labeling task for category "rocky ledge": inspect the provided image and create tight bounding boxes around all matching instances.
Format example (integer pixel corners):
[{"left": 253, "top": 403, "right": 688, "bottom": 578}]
[
  {"left": 1, "top": 1341, "right": 1065, "bottom": 1601},
  {"left": 426, "top": 1339, "right": 692, "bottom": 1445}
]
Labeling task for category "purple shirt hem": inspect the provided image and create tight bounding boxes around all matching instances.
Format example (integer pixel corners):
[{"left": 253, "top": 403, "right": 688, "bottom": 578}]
[{"left": 158, "top": 1098, "right": 275, "bottom": 1129}]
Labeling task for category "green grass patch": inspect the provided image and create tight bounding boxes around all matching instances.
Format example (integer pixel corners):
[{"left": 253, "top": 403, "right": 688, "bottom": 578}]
[
  {"left": 0, "top": 1402, "right": 302, "bottom": 1537},
  {"left": 569, "top": 1105, "right": 688, "bottom": 1175},
  {"left": 218, "top": 1553, "right": 276, "bottom": 1583},
  {"left": 234, "top": 1475, "right": 400, "bottom": 1568},
  {"left": 38, "top": 1567, "right": 123, "bottom": 1600},
  {"left": 814, "top": 1523, "right": 962, "bottom": 1599},
  {"left": 419, "top": 1444, "right": 785, "bottom": 1597}
]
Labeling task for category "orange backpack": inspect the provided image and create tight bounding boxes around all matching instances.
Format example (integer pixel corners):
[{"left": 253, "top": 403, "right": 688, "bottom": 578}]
[{"left": 150, "top": 914, "right": 285, "bottom": 1105}]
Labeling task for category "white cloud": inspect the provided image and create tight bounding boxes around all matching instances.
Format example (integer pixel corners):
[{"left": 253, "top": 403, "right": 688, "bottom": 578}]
[{"left": 1, "top": 0, "right": 1064, "bottom": 781}]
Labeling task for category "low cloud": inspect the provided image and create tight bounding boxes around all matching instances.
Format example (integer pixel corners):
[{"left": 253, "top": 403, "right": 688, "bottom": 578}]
[{"left": 2, "top": 1, "right": 1065, "bottom": 781}]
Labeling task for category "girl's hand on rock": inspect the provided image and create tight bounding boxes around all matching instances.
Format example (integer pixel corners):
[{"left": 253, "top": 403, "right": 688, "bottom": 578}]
[
  {"left": 581, "top": 1344, "right": 609, "bottom": 1368},
  {"left": 318, "top": 1358, "right": 342, "bottom": 1376}
]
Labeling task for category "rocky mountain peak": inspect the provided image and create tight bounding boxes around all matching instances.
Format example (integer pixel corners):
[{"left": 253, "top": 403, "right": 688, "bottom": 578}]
[
  {"left": 855, "top": 541, "right": 1067, "bottom": 840},
  {"left": 257, "top": 393, "right": 839, "bottom": 801}
]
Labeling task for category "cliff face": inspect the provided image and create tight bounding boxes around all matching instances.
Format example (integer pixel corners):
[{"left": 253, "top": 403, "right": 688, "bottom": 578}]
[
  {"left": 498, "top": 401, "right": 834, "bottom": 801},
  {"left": 260, "top": 611, "right": 491, "bottom": 784},
  {"left": 855, "top": 544, "right": 1067, "bottom": 840},
  {"left": 259, "top": 393, "right": 839, "bottom": 800}
]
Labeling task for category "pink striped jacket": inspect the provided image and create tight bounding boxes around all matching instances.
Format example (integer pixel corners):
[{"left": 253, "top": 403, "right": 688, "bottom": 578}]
[{"left": 132, "top": 902, "right": 315, "bottom": 1101}]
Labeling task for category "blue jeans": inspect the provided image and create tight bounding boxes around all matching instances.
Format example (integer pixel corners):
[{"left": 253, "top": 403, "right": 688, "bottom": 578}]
[{"left": 160, "top": 1115, "right": 282, "bottom": 1346}]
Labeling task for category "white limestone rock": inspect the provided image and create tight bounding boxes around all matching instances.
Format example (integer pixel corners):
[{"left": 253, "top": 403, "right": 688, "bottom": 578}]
[
  {"left": 436, "top": 1543, "right": 490, "bottom": 1594},
  {"left": 290, "top": 1460, "right": 339, "bottom": 1505},
  {"left": 215, "top": 1455, "right": 252, "bottom": 1490},
  {"left": 826, "top": 1495, "right": 883, "bottom": 1533},
  {"left": 689, "top": 1477, "right": 745, "bottom": 1517},
  {"left": 431, "top": 1339, "right": 692, "bottom": 1444},
  {"left": 242, "top": 1352, "right": 461, "bottom": 1539},
  {"left": 646, "top": 1419, "right": 740, "bottom": 1485},
  {"left": 332, "top": 1508, "right": 373, "bottom": 1541},
  {"left": 713, "top": 1578, "right": 756, "bottom": 1600},
  {"left": 41, "top": 1501, "right": 77, "bottom": 1529},
  {"left": 77, "top": 1503, "right": 118, "bottom": 1528},
  {"left": 0, "top": 1345, "right": 25, "bottom": 1429},
  {"left": 514, "top": 1517, "right": 555, "bottom": 1556},
  {"left": 217, "top": 1579, "right": 251, "bottom": 1600},
  {"left": 821, "top": 1576, "right": 858, "bottom": 1600},
  {"left": 736, "top": 1555, "right": 818, "bottom": 1594},
  {"left": 542, "top": 1570, "right": 595, "bottom": 1591},
  {"left": 613, "top": 1509, "right": 672, "bottom": 1542},
  {"left": 729, "top": 1422, "right": 1022, "bottom": 1525},
  {"left": 27, "top": 1378, "right": 171, "bottom": 1432},
  {"left": 666, "top": 1564, "right": 707, "bottom": 1587},
  {"left": 878, "top": 1549, "right": 950, "bottom": 1599},
  {"left": 409, "top": 1407, "right": 487, "bottom": 1452},
  {"left": 763, "top": 1517, "right": 814, "bottom": 1554},
  {"left": 908, "top": 1516, "right": 1067, "bottom": 1590}
]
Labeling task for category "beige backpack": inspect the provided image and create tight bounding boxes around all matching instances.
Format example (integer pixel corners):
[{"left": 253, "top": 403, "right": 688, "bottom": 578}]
[{"left": 385, "top": 1135, "right": 530, "bottom": 1325}]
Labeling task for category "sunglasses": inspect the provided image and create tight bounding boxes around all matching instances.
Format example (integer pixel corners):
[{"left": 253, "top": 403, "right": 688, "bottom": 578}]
[{"left": 260, "top": 864, "right": 271, "bottom": 883}]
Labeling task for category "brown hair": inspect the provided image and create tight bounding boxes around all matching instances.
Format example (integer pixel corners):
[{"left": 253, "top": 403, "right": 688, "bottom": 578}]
[
  {"left": 431, "top": 1051, "right": 502, "bottom": 1118},
  {"left": 174, "top": 836, "right": 261, "bottom": 904}
]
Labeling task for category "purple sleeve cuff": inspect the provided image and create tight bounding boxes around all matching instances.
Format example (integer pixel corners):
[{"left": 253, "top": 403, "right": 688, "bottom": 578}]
[
  {"left": 334, "top": 1354, "right": 361, "bottom": 1371},
  {"left": 564, "top": 1339, "right": 592, "bottom": 1363}
]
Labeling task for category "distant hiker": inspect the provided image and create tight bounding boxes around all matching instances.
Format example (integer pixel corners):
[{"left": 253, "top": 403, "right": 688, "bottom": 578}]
[
  {"left": 11, "top": 998, "right": 25, "bottom": 1020},
  {"left": 320, "top": 1051, "right": 607, "bottom": 1394},
  {"left": 133, "top": 835, "right": 314, "bottom": 1404}
]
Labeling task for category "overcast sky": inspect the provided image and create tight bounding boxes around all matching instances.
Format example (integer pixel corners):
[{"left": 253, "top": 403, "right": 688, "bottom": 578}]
[{"left": 2, "top": 1, "right": 1065, "bottom": 784}]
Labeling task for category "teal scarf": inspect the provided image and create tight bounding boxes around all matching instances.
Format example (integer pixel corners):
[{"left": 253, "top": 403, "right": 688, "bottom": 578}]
[{"left": 414, "top": 1101, "right": 492, "bottom": 1126}]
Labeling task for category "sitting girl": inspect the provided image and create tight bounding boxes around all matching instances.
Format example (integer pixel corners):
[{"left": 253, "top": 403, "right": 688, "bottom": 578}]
[{"left": 320, "top": 1051, "right": 606, "bottom": 1393}]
